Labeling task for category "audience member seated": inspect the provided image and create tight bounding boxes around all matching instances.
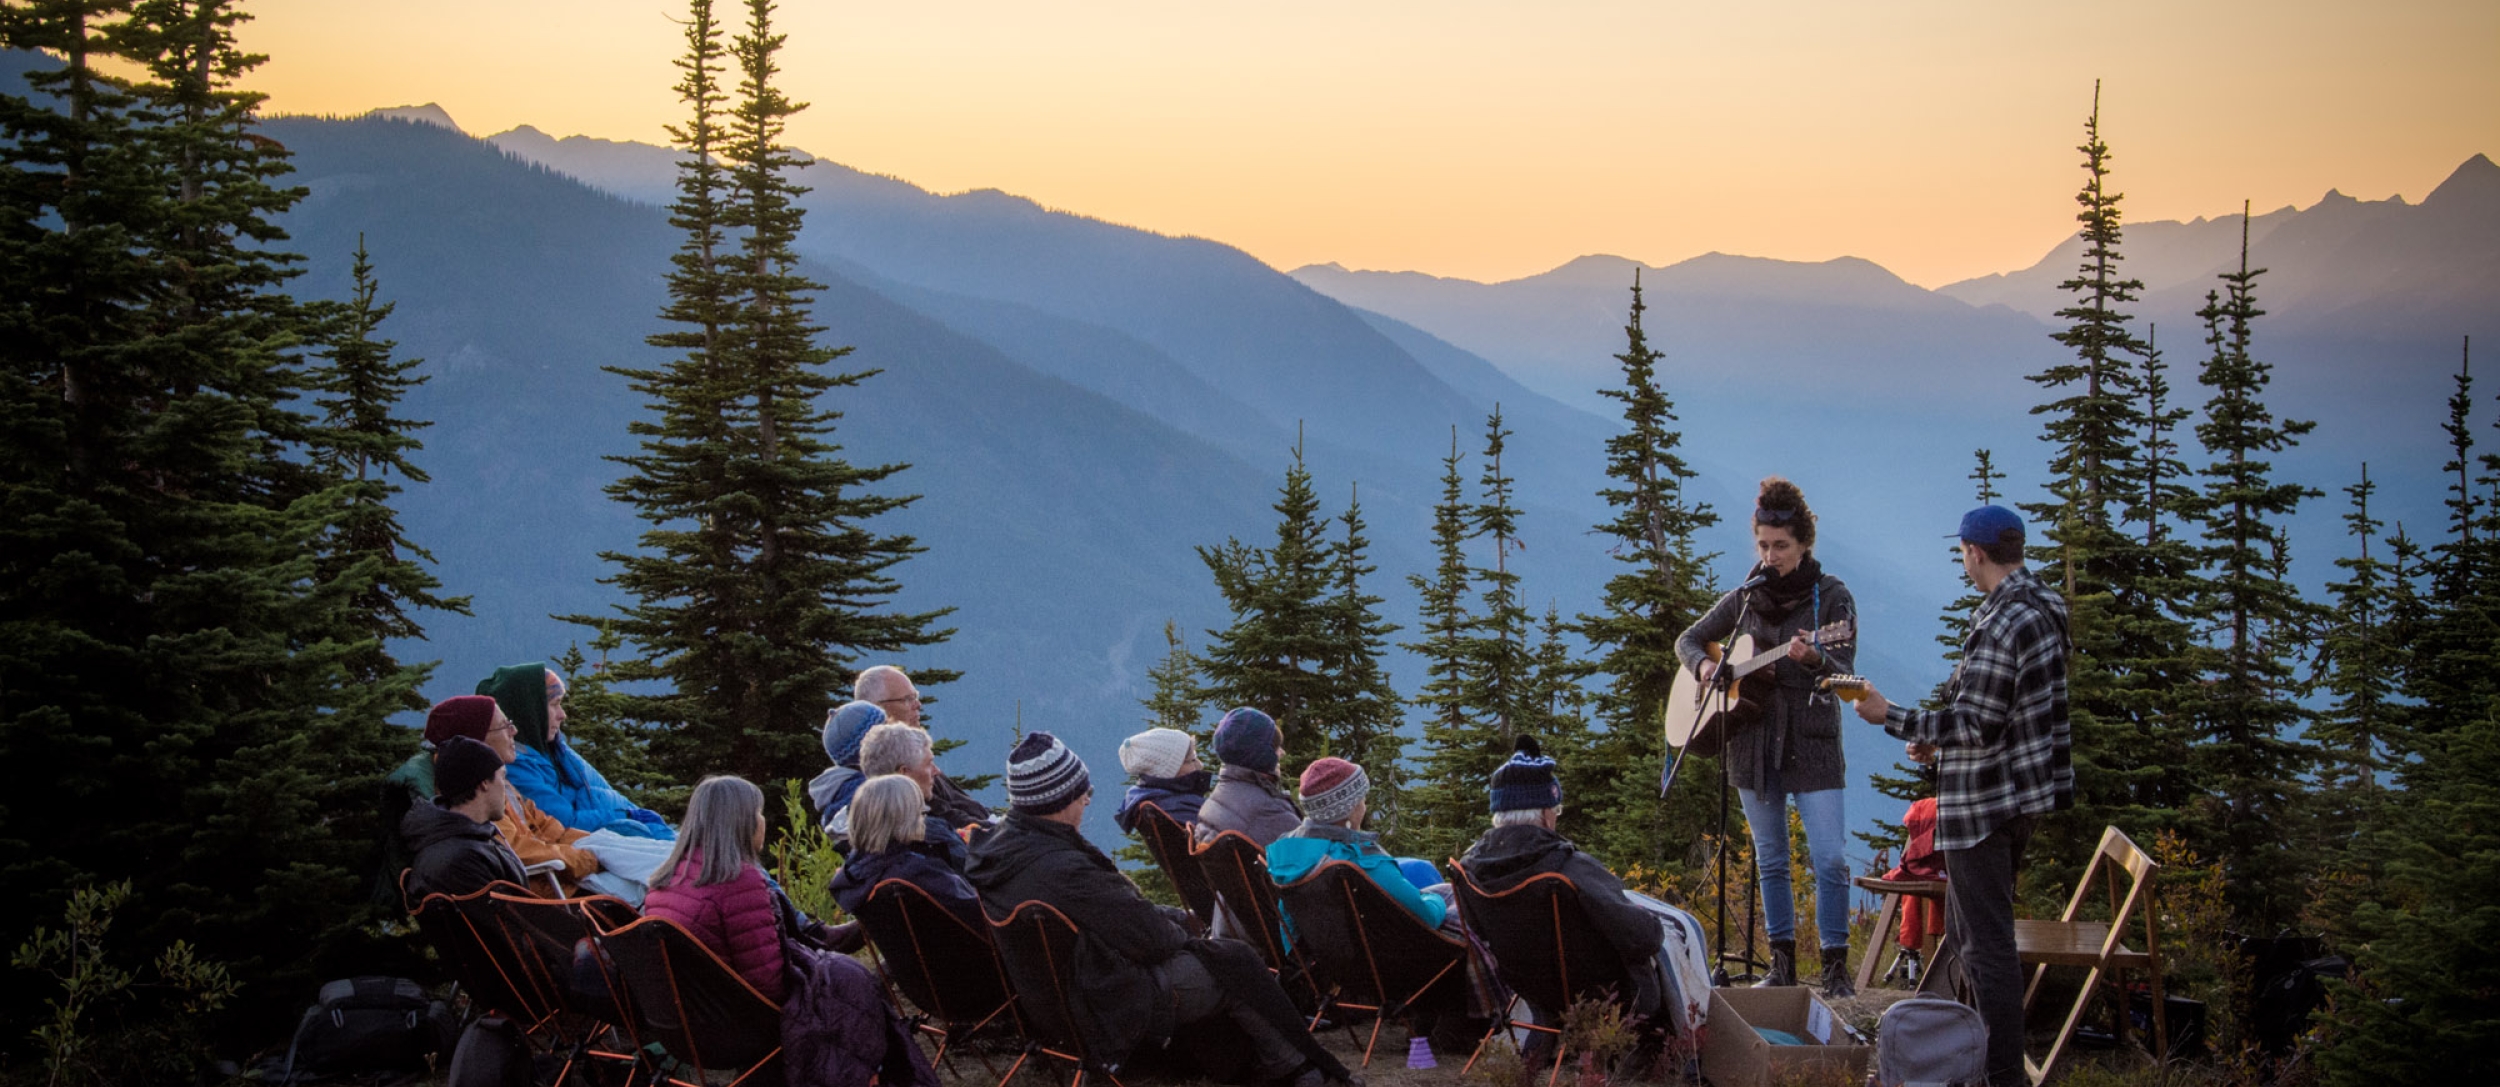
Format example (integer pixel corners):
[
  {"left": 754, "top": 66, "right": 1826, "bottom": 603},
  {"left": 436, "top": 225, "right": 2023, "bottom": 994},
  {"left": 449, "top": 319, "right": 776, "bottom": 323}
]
[
  {"left": 966, "top": 733, "right": 1354, "bottom": 1087},
  {"left": 854, "top": 664, "right": 994, "bottom": 832},
  {"left": 830, "top": 724, "right": 972, "bottom": 870},
  {"left": 1459, "top": 738, "right": 1711, "bottom": 1036},
  {"left": 642, "top": 775, "right": 788, "bottom": 1000},
  {"left": 400, "top": 738, "right": 528, "bottom": 901},
  {"left": 1113, "top": 727, "right": 1213, "bottom": 834},
  {"left": 1194, "top": 707, "right": 1303, "bottom": 846},
  {"left": 1267, "top": 757, "right": 1452, "bottom": 931},
  {"left": 829, "top": 775, "right": 983, "bottom": 929},
  {"left": 423, "top": 694, "right": 666, "bottom": 905},
  {"left": 480, "top": 663, "right": 674, "bottom": 840},
  {"left": 809, "top": 699, "right": 885, "bottom": 831}
]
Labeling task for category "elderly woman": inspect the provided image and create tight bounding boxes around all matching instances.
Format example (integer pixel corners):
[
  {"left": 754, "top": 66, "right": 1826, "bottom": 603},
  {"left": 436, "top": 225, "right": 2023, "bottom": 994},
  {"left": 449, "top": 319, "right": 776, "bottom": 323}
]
[{"left": 828, "top": 775, "right": 983, "bottom": 930}]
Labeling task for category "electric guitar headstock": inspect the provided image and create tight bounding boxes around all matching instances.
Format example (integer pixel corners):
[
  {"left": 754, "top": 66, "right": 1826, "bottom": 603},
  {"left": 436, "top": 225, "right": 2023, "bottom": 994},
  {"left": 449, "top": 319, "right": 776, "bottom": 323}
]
[{"left": 1817, "top": 674, "right": 1872, "bottom": 702}]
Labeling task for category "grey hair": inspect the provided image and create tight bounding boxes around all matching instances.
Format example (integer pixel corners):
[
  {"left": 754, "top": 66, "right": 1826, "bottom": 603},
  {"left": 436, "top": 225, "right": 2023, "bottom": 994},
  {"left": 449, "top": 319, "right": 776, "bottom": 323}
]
[
  {"left": 854, "top": 664, "right": 910, "bottom": 702},
  {"left": 649, "top": 775, "right": 765, "bottom": 889},
  {"left": 859, "top": 722, "right": 933, "bottom": 778},
  {"left": 849, "top": 775, "right": 928, "bottom": 855},
  {"left": 1491, "top": 807, "right": 1557, "bottom": 828}
]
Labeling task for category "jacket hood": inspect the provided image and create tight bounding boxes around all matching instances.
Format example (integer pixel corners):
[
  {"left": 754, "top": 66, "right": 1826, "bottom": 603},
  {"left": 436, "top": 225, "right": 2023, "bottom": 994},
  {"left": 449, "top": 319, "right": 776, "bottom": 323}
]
[
  {"left": 965, "top": 811, "right": 1112, "bottom": 888},
  {"left": 809, "top": 764, "right": 863, "bottom": 817},
  {"left": 1461, "top": 823, "right": 1576, "bottom": 888},
  {"left": 477, "top": 662, "right": 557, "bottom": 755},
  {"left": 400, "top": 797, "right": 501, "bottom": 854}
]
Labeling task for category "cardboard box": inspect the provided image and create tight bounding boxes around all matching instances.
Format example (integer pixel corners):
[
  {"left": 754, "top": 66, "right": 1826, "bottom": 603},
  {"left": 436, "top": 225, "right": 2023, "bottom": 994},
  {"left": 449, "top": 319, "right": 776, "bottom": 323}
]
[{"left": 1701, "top": 986, "right": 1872, "bottom": 1086}]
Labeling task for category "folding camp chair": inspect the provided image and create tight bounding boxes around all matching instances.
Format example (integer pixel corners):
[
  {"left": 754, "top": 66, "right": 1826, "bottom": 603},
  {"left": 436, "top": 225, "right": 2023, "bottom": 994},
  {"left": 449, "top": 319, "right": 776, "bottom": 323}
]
[
  {"left": 1195, "top": 829, "right": 1325, "bottom": 1009},
  {"left": 489, "top": 891, "right": 643, "bottom": 1081},
  {"left": 412, "top": 881, "right": 564, "bottom": 1035},
  {"left": 854, "top": 878, "right": 1022, "bottom": 1076},
  {"left": 1132, "top": 801, "right": 1220, "bottom": 928},
  {"left": 594, "top": 916, "right": 785, "bottom": 1087},
  {"left": 1449, "top": 866, "right": 1650, "bottom": 1087},
  {"left": 2018, "top": 825, "right": 2167, "bottom": 1084},
  {"left": 987, "top": 900, "right": 1127, "bottom": 1087},
  {"left": 1275, "top": 859, "right": 1470, "bottom": 1067}
]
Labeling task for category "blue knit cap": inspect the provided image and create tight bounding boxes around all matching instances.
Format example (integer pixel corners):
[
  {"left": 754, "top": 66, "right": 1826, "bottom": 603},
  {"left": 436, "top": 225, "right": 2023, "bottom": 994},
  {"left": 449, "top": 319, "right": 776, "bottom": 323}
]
[
  {"left": 1214, "top": 707, "right": 1280, "bottom": 773},
  {"left": 823, "top": 701, "right": 886, "bottom": 767},
  {"left": 1489, "top": 736, "right": 1562, "bottom": 812}
]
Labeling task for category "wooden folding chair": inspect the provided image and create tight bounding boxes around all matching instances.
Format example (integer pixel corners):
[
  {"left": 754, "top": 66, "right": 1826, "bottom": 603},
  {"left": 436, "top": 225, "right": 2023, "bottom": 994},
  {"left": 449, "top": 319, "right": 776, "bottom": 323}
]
[
  {"left": 1195, "top": 829, "right": 1326, "bottom": 1010},
  {"left": 1275, "top": 859, "right": 1470, "bottom": 1067},
  {"left": 2018, "top": 825, "right": 2167, "bottom": 1084},
  {"left": 1131, "top": 801, "right": 1220, "bottom": 928},
  {"left": 593, "top": 916, "right": 784, "bottom": 1087},
  {"left": 1853, "top": 875, "right": 1949, "bottom": 990},
  {"left": 1449, "top": 865, "right": 1648, "bottom": 1087},
  {"left": 853, "top": 877, "right": 1022, "bottom": 1078},
  {"left": 987, "top": 900, "right": 1127, "bottom": 1087}
]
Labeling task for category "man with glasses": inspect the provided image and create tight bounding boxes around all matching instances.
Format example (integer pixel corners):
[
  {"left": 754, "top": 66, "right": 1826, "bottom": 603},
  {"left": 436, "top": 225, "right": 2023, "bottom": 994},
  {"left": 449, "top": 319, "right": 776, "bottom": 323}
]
[{"left": 854, "top": 664, "right": 995, "bottom": 832}]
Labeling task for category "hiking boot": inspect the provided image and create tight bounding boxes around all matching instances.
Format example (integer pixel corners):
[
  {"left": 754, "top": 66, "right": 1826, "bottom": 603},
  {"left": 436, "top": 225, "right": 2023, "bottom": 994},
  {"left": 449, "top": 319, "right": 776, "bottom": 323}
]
[
  {"left": 1819, "top": 946, "right": 1855, "bottom": 999},
  {"left": 1754, "top": 939, "right": 1796, "bottom": 987}
]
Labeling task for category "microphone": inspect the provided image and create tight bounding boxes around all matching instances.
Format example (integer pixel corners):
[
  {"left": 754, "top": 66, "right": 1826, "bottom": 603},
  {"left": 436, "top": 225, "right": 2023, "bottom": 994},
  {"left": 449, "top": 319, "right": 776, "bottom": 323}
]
[{"left": 1734, "top": 564, "right": 1771, "bottom": 592}]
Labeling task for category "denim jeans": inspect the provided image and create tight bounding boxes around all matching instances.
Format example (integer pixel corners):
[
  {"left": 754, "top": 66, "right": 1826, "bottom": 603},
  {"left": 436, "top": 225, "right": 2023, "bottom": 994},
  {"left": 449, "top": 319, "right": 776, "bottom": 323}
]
[{"left": 1737, "top": 771, "right": 1850, "bottom": 950}]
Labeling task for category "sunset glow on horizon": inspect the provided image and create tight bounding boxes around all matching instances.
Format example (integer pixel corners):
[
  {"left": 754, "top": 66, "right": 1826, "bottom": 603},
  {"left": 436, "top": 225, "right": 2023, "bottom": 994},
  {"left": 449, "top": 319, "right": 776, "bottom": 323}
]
[{"left": 235, "top": 0, "right": 2498, "bottom": 288}]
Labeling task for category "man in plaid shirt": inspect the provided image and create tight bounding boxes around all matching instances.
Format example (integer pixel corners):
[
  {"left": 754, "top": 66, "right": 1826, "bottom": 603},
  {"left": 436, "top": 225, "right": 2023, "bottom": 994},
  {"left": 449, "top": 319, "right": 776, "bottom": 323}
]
[{"left": 1851, "top": 505, "right": 2072, "bottom": 1087}]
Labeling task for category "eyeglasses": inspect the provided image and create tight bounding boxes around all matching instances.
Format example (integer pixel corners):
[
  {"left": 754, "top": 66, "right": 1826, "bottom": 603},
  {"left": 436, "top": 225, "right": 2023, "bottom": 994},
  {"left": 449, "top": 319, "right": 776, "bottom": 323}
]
[
  {"left": 875, "top": 693, "right": 922, "bottom": 707},
  {"left": 489, "top": 722, "right": 516, "bottom": 735}
]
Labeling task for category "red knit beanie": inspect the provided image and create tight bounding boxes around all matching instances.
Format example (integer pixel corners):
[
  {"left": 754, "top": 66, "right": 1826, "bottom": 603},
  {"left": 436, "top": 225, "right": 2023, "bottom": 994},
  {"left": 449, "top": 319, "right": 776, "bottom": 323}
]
[{"left": 425, "top": 695, "right": 500, "bottom": 745}]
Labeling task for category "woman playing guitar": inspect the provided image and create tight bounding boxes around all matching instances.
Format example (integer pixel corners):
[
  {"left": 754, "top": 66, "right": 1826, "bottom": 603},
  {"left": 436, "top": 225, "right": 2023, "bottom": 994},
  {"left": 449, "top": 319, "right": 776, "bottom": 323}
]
[{"left": 1674, "top": 476, "right": 1860, "bottom": 996}]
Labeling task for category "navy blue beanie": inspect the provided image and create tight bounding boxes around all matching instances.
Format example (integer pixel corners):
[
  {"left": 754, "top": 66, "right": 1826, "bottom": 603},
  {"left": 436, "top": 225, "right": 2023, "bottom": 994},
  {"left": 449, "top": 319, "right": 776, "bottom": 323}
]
[
  {"left": 1489, "top": 736, "right": 1562, "bottom": 812},
  {"left": 1213, "top": 707, "right": 1280, "bottom": 773}
]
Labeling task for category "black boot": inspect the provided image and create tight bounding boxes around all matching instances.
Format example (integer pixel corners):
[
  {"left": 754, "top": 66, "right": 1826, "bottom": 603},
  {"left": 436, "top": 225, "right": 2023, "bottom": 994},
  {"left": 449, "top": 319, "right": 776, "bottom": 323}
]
[
  {"left": 1818, "top": 945, "right": 1855, "bottom": 999},
  {"left": 1754, "top": 939, "right": 1796, "bottom": 987}
]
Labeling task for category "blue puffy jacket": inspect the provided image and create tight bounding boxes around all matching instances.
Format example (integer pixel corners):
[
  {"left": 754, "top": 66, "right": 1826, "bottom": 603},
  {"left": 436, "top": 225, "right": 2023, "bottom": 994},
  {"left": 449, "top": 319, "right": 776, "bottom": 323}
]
[{"left": 506, "top": 742, "right": 674, "bottom": 840}]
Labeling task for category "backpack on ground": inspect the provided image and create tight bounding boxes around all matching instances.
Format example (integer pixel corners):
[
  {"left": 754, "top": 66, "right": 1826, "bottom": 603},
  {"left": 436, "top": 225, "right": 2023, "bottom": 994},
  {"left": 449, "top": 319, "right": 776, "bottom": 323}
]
[
  {"left": 278, "top": 976, "right": 458, "bottom": 1083},
  {"left": 1876, "top": 996, "right": 1987, "bottom": 1087}
]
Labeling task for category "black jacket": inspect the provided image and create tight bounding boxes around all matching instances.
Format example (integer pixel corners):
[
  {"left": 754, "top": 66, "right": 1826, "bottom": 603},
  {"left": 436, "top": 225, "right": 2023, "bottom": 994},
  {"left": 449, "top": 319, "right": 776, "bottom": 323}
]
[
  {"left": 966, "top": 811, "right": 1194, "bottom": 1066},
  {"left": 1460, "top": 823, "right": 1665, "bottom": 1008},
  {"left": 928, "top": 771, "right": 995, "bottom": 834},
  {"left": 400, "top": 799, "right": 528, "bottom": 902}
]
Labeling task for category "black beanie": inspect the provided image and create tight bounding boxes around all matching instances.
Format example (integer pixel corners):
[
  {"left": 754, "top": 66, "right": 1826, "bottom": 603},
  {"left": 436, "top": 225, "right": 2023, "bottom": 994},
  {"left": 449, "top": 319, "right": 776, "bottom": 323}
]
[{"left": 435, "top": 737, "right": 504, "bottom": 807}]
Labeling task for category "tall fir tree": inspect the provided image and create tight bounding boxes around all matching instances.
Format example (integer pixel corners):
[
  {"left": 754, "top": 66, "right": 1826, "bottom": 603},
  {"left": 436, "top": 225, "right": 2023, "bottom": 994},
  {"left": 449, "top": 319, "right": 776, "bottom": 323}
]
[
  {"left": 1195, "top": 434, "right": 1335, "bottom": 769},
  {"left": 1469, "top": 405, "right": 1535, "bottom": 742},
  {"left": 2405, "top": 338, "right": 2500, "bottom": 737},
  {"left": 1401, "top": 430, "right": 1487, "bottom": 860},
  {"left": 2180, "top": 211, "right": 2323, "bottom": 927},
  {"left": 576, "top": 0, "right": 951, "bottom": 796},
  {"left": 0, "top": 0, "right": 418, "bottom": 1034},
  {"left": 1573, "top": 272, "right": 1721, "bottom": 873},
  {"left": 1305, "top": 485, "right": 1405, "bottom": 813},
  {"left": 2312, "top": 464, "right": 2401, "bottom": 794},
  {"left": 1140, "top": 619, "right": 1206, "bottom": 731}
]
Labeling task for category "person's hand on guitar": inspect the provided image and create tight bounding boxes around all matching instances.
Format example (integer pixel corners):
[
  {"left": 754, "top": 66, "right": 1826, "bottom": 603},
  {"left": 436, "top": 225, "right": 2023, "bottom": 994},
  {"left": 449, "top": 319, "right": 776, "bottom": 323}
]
[
  {"left": 1785, "top": 633, "right": 1823, "bottom": 666},
  {"left": 1849, "top": 681, "right": 1890, "bottom": 724}
]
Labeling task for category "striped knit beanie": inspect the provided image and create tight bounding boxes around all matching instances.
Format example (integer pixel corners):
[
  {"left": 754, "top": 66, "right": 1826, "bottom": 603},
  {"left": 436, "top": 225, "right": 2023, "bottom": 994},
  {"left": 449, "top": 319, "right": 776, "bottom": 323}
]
[
  {"left": 1299, "top": 757, "right": 1370, "bottom": 825},
  {"left": 1489, "top": 735, "right": 1563, "bottom": 812},
  {"left": 1007, "top": 731, "right": 1090, "bottom": 815}
]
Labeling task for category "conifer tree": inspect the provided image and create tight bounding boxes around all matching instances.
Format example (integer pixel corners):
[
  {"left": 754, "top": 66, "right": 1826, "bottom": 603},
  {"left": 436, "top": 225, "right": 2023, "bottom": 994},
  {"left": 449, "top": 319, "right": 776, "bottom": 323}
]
[
  {"left": 1401, "top": 431, "right": 1487, "bottom": 858},
  {"left": 1470, "top": 405, "right": 1535, "bottom": 741},
  {"left": 0, "top": 0, "right": 410, "bottom": 1021},
  {"left": 1525, "top": 603, "right": 1601, "bottom": 845},
  {"left": 2406, "top": 338, "right": 2500, "bottom": 735},
  {"left": 1574, "top": 272, "right": 1720, "bottom": 872},
  {"left": 1195, "top": 435, "right": 1335, "bottom": 768},
  {"left": 578, "top": 0, "right": 951, "bottom": 794},
  {"left": 2313, "top": 465, "right": 2400, "bottom": 794},
  {"left": 1300, "top": 485, "right": 1406, "bottom": 814},
  {"left": 2181, "top": 213, "right": 2323, "bottom": 926},
  {"left": 1140, "top": 620, "right": 1206, "bottom": 731}
]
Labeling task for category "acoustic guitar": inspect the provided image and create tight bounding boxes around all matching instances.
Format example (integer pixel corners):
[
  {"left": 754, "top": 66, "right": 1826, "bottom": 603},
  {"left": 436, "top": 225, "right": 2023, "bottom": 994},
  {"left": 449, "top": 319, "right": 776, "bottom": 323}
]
[{"left": 1662, "top": 619, "right": 1854, "bottom": 758}]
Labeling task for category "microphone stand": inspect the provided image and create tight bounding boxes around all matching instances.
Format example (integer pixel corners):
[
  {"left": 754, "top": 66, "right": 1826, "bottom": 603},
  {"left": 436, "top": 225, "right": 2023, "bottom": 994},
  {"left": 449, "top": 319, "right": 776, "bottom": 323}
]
[{"left": 1663, "top": 571, "right": 1766, "bottom": 988}]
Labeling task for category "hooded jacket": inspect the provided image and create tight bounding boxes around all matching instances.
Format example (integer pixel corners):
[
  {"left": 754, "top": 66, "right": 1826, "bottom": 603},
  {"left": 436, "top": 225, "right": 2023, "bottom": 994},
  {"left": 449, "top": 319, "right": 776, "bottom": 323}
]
[
  {"left": 1267, "top": 820, "right": 1447, "bottom": 930},
  {"left": 480, "top": 663, "right": 662, "bottom": 836},
  {"left": 1459, "top": 822, "right": 1666, "bottom": 1011},
  {"left": 1113, "top": 770, "right": 1213, "bottom": 834},
  {"left": 1196, "top": 765, "right": 1302, "bottom": 846},
  {"left": 965, "top": 811, "right": 1195, "bottom": 1067},
  {"left": 400, "top": 799, "right": 529, "bottom": 902},
  {"left": 809, "top": 765, "right": 865, "bottom": 830}
]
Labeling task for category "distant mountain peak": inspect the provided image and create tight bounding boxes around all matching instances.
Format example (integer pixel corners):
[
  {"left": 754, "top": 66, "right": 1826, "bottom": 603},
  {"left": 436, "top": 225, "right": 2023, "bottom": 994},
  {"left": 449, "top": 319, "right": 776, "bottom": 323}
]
[
  {"left": 2426, "top": 152, "right": 2500, "bottom": 210},
  {"left": 364, "top": 103, "right": 462, "bottom": 133}
]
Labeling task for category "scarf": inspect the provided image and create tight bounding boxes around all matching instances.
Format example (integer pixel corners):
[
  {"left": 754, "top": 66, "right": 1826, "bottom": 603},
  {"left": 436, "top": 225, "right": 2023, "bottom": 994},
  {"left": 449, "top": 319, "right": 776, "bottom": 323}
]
[{"left": 1751, "top": 554, "right": 1824, "bottom": 624}]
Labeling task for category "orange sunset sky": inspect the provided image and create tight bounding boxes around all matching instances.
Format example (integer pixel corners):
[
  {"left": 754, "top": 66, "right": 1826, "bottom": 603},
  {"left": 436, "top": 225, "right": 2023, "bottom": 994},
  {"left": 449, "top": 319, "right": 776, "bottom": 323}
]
[{"left": 236, "top": 0, "right": 2498, "bottom": 288}]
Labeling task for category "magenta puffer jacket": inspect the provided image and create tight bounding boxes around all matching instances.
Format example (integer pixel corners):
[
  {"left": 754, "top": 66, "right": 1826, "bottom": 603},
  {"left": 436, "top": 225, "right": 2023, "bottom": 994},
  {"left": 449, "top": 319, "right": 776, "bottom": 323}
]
[{"left": 644, "top": 851, "right": 787, "bottom": 1001}]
